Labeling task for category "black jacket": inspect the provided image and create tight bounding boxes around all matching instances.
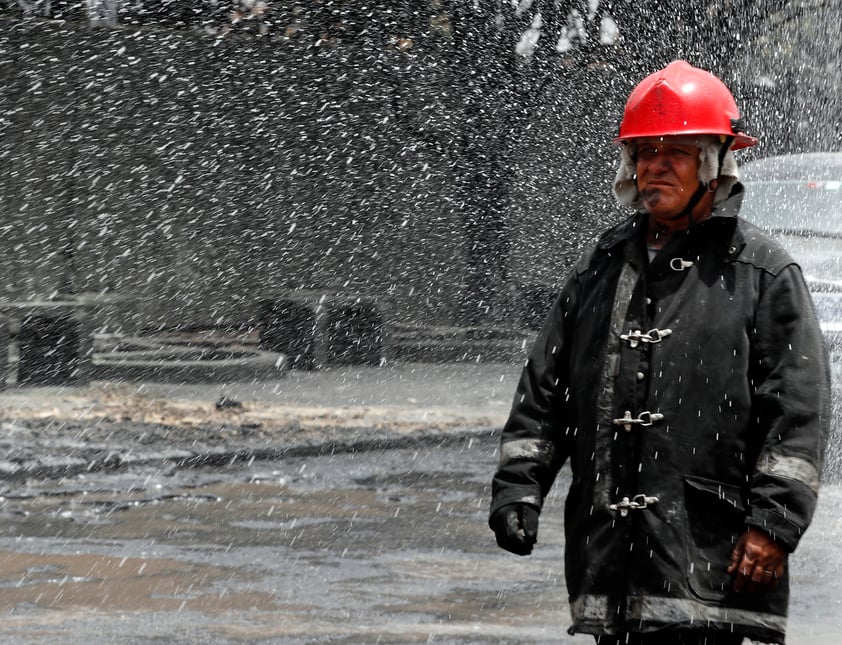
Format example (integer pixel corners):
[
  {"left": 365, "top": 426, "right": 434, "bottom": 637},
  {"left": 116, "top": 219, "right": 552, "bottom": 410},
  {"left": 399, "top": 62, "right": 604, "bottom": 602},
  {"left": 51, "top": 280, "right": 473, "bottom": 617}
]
[{"left": 490, "top": 190, "right": 829, "bottom": 642}]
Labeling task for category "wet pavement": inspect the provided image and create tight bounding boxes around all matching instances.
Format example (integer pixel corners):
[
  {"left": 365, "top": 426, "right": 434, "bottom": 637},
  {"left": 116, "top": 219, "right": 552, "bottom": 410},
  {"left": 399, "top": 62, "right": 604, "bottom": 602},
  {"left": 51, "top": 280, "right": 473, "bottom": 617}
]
[{"left": 0, "top": 363, "right": 839, "bottom": 643}]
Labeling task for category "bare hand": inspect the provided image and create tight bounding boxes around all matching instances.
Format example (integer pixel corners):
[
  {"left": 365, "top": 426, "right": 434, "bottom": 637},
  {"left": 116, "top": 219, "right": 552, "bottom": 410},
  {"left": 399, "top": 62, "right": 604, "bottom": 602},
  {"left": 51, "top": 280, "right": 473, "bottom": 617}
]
[{"left": 727, "top": 527, "right": 786, "bottom": 593}]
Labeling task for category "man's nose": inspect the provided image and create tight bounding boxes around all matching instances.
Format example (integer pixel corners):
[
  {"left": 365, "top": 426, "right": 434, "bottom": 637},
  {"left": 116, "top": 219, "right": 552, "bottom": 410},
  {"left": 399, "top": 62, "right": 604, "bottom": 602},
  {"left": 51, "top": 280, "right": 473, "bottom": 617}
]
[{"left": 648, "top": 152, "right": 672, "bottom": 171}]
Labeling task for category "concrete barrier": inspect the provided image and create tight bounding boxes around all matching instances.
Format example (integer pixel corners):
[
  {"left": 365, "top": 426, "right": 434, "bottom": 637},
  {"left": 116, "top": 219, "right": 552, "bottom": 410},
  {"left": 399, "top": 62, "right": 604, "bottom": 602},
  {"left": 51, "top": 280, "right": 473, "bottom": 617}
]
[
  {"left": 91, "top": 345, "right": 286, "bottom": 383},
  {"left": 0, "top": 300, "right": 94, "bottom": 386},
  {"left": 257, "top": 291, "right": 391, "bottom": 369}
]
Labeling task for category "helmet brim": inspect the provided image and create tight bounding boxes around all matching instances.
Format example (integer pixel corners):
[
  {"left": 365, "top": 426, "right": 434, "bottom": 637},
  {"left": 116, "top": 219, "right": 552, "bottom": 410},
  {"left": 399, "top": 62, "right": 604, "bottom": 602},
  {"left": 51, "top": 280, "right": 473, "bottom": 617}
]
[{"left": 613, "top": 131, "right": 759, "bottom": 149}]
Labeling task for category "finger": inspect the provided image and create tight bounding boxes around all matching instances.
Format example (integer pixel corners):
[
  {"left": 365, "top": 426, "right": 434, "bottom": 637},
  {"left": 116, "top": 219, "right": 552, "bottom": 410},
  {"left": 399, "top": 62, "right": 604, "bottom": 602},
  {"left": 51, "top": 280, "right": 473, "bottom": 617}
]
[
  {"left": 504, "top": 511, "right": 525, "bottom": 543},
  {"left": 767, "top": 565, "right": 784, "bottom": 590},
  {"left": 731, "top": 559, "right": 755, "bottom": 593},
  {"left": 727, "top": 542, "right": 746, "bottom": 574},
  {"left": 518, "top": 508, "right": 537, "bottom": 545},
  {"left": 495, "top": 523, "right": 532, "bottom": 556},
  {"left": 735, "top": 562, "right": 784, "bottom": 593},
  {"left": 744, "top": 565, "right": 766, "bottom": 593},
  {"left": 732, "top": 565, "right": 747, "bottom": 592},
  {"left": 754, "top": 567, "right": 779, "bottom": 591},
  {"left": 749, "top": 568, "right": 778, "bottom": 592},
  {"left": 750, "top": 565, "right": 771, "bottom": 584}
]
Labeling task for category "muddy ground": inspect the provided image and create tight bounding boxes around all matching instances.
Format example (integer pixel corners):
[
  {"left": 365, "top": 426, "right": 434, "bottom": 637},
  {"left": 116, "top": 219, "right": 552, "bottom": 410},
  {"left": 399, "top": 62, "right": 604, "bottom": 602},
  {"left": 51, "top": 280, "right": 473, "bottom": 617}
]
[
  {"left": 0, "top": 363, "right": 839, "bottom": 644},
  {"left": 0, "top": 363, "right": 517, "bottom": 479}
]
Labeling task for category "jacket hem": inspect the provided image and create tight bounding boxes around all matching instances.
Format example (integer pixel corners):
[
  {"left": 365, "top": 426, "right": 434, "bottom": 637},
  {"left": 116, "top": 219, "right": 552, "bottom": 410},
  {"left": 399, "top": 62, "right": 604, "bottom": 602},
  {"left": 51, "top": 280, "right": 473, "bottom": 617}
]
[{"left": 569, "top": 593, "right": 786, "bottom": 643}]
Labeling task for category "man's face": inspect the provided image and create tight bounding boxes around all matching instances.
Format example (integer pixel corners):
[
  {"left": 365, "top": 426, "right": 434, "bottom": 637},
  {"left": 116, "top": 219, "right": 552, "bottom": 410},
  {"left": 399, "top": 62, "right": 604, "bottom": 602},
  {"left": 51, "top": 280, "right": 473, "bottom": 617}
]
[{"left": 634, "top": 137, "right": 702, "bottom": 221}]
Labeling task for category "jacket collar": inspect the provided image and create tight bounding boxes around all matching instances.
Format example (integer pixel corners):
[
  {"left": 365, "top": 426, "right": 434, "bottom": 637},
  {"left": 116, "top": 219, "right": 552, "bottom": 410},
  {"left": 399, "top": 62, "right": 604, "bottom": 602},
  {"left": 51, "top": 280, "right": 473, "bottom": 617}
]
[
  {"left": 712, "top": 184, "right": 746, "bottom": 260},
  {"left": 597, "top": 211, "right": 646, "bottom": 251},
  {"left": 598, "top": 183, "right": 746, "bottom": 255}
]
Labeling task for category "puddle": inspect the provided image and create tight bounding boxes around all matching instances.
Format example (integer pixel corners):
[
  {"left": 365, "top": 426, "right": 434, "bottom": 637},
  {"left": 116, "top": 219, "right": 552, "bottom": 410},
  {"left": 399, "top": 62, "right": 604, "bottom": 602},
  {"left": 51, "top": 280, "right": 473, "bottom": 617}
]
[{"left": 0, "top": 436, "right": 837, "bottom": 643}]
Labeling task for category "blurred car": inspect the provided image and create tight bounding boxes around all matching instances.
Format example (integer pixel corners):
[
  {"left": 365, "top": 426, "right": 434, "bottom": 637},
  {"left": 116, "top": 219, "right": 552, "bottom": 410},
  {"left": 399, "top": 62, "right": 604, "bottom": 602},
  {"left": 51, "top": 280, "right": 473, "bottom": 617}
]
[{"left": 739, "top": 152, "right": 842, "bottom": 353}]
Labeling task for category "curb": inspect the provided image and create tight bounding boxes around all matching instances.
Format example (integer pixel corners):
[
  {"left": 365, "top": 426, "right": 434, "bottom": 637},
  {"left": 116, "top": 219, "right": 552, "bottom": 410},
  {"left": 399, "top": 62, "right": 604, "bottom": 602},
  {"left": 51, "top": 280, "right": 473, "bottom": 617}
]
[{"left": 0, "top": 423, "right": 501, "bottom": 483}]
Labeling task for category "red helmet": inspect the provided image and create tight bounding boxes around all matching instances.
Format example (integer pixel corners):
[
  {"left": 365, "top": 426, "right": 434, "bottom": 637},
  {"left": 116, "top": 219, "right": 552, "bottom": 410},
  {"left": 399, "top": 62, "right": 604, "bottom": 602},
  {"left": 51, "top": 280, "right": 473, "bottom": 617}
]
[{"left": 615, "top": 60, "right": 758, "bottom": 149}]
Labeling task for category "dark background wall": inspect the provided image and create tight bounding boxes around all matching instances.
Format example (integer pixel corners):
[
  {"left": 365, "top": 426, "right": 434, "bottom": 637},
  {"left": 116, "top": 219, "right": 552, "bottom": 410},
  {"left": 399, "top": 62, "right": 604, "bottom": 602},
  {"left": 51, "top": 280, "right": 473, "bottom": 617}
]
[
  {"left": 1, "top": 17, "right": 470, "bottom": 333},
  {"left": 1, "top": 1, "right": 839, "bottom": 336}
]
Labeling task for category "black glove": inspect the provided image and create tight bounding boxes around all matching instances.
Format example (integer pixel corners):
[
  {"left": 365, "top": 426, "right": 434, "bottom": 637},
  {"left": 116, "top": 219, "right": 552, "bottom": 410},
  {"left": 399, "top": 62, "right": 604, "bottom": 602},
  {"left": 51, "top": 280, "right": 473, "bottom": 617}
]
[{"left": 489, "top": 503, "right": 539, "bottom": 556}]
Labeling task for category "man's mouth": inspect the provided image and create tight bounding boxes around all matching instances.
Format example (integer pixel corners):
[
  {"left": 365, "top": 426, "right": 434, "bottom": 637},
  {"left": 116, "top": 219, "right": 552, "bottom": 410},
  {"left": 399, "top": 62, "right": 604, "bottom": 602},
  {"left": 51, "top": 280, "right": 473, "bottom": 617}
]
[{"left": 639, "top": 187, "right": 662, "bottom": 209}]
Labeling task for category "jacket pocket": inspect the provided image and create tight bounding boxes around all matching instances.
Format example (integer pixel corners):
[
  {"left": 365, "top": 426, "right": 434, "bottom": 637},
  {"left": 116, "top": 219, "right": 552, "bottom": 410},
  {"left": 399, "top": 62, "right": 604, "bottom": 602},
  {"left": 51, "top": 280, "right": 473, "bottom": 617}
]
[{"left": 683, "top": 475, "right": 747, "bottom": 601}]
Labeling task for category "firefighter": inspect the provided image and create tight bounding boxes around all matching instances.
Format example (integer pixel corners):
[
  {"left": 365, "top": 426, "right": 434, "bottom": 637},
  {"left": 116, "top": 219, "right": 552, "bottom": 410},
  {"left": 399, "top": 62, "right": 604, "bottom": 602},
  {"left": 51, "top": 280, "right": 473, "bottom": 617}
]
[{"left": 489, "top": 60, "right": 829, "bottom": 644}]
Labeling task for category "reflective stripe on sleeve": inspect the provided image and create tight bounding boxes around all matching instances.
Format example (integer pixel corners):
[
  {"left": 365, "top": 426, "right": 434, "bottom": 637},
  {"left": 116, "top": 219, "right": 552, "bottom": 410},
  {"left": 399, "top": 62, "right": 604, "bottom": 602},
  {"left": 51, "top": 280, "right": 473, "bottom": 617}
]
[
  {"left": 518, "top": 495, "right": 542, "bottom": 507},
  {"left": 569, "top": 594, "right": 608, "bottom": 623},
  {"left": 755, "top": 452, "right": 820, "bottom": 494},
  {"left": 498, "top": 438, "right": 556, "bottom": 467}
]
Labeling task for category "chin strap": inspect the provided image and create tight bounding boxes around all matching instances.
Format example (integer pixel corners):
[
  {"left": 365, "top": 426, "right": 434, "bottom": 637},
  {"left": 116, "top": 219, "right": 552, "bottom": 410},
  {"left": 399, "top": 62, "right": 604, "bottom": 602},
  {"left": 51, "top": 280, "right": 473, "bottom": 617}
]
[{"left": 682, "top": 182, "right": 709, "bottom": 227}]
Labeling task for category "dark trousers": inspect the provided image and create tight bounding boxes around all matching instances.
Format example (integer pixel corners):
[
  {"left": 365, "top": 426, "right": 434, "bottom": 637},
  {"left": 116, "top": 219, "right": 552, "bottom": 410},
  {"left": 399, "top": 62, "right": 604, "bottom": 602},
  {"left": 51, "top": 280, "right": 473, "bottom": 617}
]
[{"left": 595, "top": 632, "right": 743, "bottom": 645}]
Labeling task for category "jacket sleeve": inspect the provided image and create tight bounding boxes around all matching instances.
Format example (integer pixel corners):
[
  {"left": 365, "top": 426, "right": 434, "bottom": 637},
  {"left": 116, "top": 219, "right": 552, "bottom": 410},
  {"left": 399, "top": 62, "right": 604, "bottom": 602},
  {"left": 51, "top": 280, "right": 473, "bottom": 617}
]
[
  {"left": 489, "top": 271, "right": 578, "bottom": 519},
  {"left": 747, "top": 263, "right": 830, "bottom": 552}
]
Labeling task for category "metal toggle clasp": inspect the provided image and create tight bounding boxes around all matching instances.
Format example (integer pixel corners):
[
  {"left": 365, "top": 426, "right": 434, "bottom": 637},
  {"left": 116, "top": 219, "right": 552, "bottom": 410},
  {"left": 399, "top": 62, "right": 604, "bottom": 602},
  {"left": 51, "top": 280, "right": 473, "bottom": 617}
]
[
  {"left": 620, "top": 328, "right": 672, "bottom": 348},
  {"left": 609, "top": 493, "right": 660, "bottom": 517},
  {"left": 670, "top": 258, "right": 695, "bottom": 271},
  {"left": 612, "top": 410, "right": 664, "bottom": 432}
]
